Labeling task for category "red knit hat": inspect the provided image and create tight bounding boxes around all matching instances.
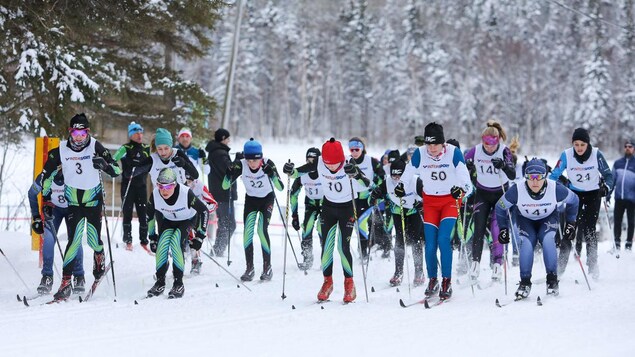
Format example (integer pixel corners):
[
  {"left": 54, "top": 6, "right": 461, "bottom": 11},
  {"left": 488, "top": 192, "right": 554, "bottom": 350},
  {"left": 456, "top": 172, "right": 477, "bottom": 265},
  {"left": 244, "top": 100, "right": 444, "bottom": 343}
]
[{"left": 322, "top": 137, "right": 345, "bottom": 165}]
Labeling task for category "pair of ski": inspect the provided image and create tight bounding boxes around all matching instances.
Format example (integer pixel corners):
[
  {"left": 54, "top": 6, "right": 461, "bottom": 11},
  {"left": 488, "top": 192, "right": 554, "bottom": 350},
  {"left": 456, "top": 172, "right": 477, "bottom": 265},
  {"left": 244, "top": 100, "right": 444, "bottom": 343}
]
[
  {"left": 399, "top": 295, "right": 446, "bottom": 309},
  {"left": 22, "top": 263, "right": 112, "bottom": 306},
  {"left": 495, "top": 295, "right": 546, "bottom": 307}
]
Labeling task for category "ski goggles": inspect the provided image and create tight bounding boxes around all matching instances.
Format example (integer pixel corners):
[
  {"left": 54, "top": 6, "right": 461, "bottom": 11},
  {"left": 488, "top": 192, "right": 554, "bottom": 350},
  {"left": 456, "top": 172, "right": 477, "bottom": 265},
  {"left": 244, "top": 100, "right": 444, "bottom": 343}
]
[
  {"left": 69, "top": 128, "right": 89, "bottom": 137},
  {"left": 525, "top": 173, "right": 546, "bottom": 181},
  {"left": 157, "top": 182, "right": 177, "bottom": 190},
  {"left": 482, "top": 135, "right": 499, "bottom": 145}
]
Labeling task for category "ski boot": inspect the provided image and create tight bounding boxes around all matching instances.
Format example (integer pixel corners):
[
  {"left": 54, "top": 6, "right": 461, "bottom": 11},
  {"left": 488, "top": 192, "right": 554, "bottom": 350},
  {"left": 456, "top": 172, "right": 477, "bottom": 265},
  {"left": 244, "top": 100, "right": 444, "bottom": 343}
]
[
  {"left": 190, "top": 259, "right": 202, "bottom": 275},
  {"left": 491, "top": 263, "right": 502, "bottom": 282},
  {"left": 413, "top": 270, "right": 425, "bottom": 287},
  {"left": 37, "top": 275, "right": 54, "bottom": 294},
  {"left": 515, "top": 278, "right": 532, "bottom": 300},
  {"left": 546, "top": 273, "right": 559, "bottom": 296},
  {"left": 93, "top": 251, "right": 106, "bottom": 279},
  {"left": 439, "top": 277, "right": 452, "bottom": 300},
  {"left": 168, "top": 278, "right": 185, "bottom": 299},
  {"left": 260, "top": 263, "right": 273, "bottom": 281},
  {"left": 123, "top": 227, "right": 133, "bottom": 251},
  {"left": 53, "top": 275, "right": 72, "bottom": 300},
  {"left": 425, "top": 277, "right": 439, "bottom": 297},
  {"left": 240, "top": 265, "right": 255, "bottom": 282},
  {"left": 343, "top": 277, "right": 356, "bottom": 303},
  {"left": 317, "top": 276, "right": 333, "bottom": 301},
  {"left": 72, "top": 276, "right": 86, "bottom": 294},
  {"left": 468, "top": 261, "right": 480, "bottom": 285},
  {"left": 299, "top": 241, "right": 314, "bottom": 271},
  {"left": 389, "top": 271, "right": 403, "bottom": 287},
  {"left": 147, "top": 278, "right": 166, "bottom": 297}
]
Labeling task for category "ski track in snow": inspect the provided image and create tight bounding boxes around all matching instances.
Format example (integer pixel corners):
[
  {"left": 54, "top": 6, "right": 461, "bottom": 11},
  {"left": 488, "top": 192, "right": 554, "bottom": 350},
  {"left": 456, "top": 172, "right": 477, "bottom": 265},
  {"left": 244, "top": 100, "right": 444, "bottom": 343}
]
[{"left": 1, "top": 140, "right": 634, "bottom": 356}]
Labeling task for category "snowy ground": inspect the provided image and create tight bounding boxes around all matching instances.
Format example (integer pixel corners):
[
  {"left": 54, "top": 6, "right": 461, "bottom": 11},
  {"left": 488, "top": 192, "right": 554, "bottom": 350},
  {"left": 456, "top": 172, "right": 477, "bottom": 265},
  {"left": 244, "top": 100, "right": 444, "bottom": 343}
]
[{"left": 1, "top": 139, "right": 634, "bottom": 356}]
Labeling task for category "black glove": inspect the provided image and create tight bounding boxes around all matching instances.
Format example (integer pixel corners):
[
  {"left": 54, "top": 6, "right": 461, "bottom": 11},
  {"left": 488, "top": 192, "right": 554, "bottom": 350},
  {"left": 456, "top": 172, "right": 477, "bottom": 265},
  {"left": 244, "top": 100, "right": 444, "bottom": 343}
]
[
  {"left": 92, "top": 157, "right": 109, "bottom": 171},
  {"left": 465, "top": 159, "right": 476, "bottom": 173},
  {"left": 283, "top": 162, "right": 295, "bottom": 175},
  {"left": 32, "top": 216, "right": 44, "bottom": 235},
  {"left": 235, "top": 152, "right": 244, "bottom": 161},
  {"left": 413, "top": 200, "right": 423, "bottom": 211},
  {"left": 498, "top": 228, "right": 510, "bottom": 244},
  {"left": 558, "top": 175, "right": 570, "bottom": 187},
  {"left": 563, "top": 222, "right": 576, "bottom": 241},
  {"left": 189, "top": 234, "right": 204, "bottom": 251},
  {"left": 262, "top": 164, "right": 274, "bottom": 177},
  {"left": 450, "top": 186, "right": 463, "bottom": 199},
  {"left": 370, "top": 187, "right": 384, "bottom": 202},
  {"left": 491, "top": 158, "right": 505, "bottom": 169},
  {"left": 344, "top": 163, "right": 359, "bottom": 178},
  {"left": 394, "top": 182, "right": 406, "bottom": 198},
  {"left": 149, "top": 234, "right": 158, "bottom": 253},
  {"left": 599, "top": 184, "right": 610, "bottom": 198},
  {"left": 291, "top": 214, "right": 300, "bottom": 231},
  {"left": 171, "top": 155, "right": 186, "bottom": 168}
]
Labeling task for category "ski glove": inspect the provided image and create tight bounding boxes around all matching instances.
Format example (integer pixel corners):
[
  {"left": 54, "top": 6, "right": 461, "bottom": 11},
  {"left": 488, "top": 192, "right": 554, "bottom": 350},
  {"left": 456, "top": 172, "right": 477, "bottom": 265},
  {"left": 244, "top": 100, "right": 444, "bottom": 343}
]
[
  {"left": 465, "top": 159, "right": 476, "bottom": 173},
  {"left": 189, "top": 236, "right": 204, "bottom": 251},
  {"left": 171, "top": 155, "right": 187, "bottom": 168},
  {"left": 283, "top": 162, "right": 295, "bottom": 175},
  {"left": 149, "top": 234, "right": 158, "bottom": 253},
  {"left": 394, "top": 182, "right": 406, "bottom": 198},
  {"left": 32, "top": 216, "right": 44, "bottom": 235},
  {"left": 370, "top": 187, "right": 384, "bottom": 202},
  {"left": 498, "top": 228, "right": 510, "bottom": 244},
  {"left": 413, "top": 200, "right": 423, "bottom": 211},
  {"left": 235, "top": 151, "right": 244, "bottom": 161},
  {"left": 262, "top": 163, "right": 275, "bottom": 177},
  {"left": 491, "top": 158, "right": 505, "bottom": 169},
  {"left": 292, "top": 213, "right": 300, "bottom": 231},
  {"left": 599, "top": 183, "right": 610, "bottom": 198},
  {"left": 564, "top": 222, "right": 576, "bottom": 241},
  {"left": 344, "top": 163, "right": 360, "bottom": 179},
  {"left": 450, "top": 186, "right": 464, "bottom": 199},
  {"left": 92, "top": 157, "right": 109, "bottom": 171}
]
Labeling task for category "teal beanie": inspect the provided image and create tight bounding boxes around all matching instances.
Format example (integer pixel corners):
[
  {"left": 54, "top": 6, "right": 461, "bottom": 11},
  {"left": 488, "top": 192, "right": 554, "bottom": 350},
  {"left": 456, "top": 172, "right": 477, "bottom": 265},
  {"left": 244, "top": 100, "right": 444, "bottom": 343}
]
[{"left": 155, "top": 128, "right": 173, "bottom": 147}]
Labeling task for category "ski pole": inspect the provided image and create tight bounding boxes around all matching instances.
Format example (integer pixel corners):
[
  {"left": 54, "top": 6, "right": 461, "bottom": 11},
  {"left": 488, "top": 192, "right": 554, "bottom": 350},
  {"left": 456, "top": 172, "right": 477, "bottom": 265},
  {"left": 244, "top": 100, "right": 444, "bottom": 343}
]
[
  {"left": 98, "top": 169, "right": 118, "bottom": 301},
  {"left": 350, "top": 177, "right": 369, "bottom": 303},
  {"left": 602, "top": 198, "right": 619, "bottom": 259},
  {"left": 281, "top": 165, "right": 292, "bottom": 299},
  {"left": 560, "top": 223, "right": 592, "bottom": 291},
  {"left": 399, "top": 199, "right": 412, "bottom": 298},
  {"left": 0, "top": 248, "right": 30, "bottom": 291},
  {"left": 111, "top": 166, "right": 136, "bottom": 242},
  {"left": 455, "top": 197, "right": 474, "bottom": 296},
  {"left": 200, "top": 251, "right": 252, "bottom": 291},
  {"left": 227, "top": 181, "right": 233, "bottom": 266}
]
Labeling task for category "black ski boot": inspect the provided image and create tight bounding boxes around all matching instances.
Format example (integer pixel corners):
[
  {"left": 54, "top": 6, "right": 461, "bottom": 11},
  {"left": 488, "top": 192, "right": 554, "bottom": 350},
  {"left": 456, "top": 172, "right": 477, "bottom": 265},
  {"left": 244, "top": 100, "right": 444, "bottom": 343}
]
[
  {"left": 93, "top": 251, "right": 106, "bottom": 279},
  {"left": 72, "top": 275, "right": 86, "bottom": 294},
  {"left": 241, "top": 265, "right": 255, "bottom": 282},
  {"left": 53, "top": 275, "right": 72, "bottom": 300},
  {"left": 168, "top": 278, "right": 185, "bottom": 299},
  {"left": 147, "top": 277, "right": 166, "bottom": 297},
  {"left": 123, "top": 225, "right": 133, "bottom": 251},
  {"left": 515, "top": 278, "right": 532, "bottom": 300},
  {"left": 546, "top": 273, "right": 559, "bottom": 296},
  {"left": 260, "top": 263, "right": 273, "bottom": 281},
  {"left": 439, "top": 277, "right": 452, "bottom": 300},
  {"left": 37, "top": 275, "right": 54, "bottom": 294},
  {"left": 425, "top": 277, "right": 439, "bottom": 297}
]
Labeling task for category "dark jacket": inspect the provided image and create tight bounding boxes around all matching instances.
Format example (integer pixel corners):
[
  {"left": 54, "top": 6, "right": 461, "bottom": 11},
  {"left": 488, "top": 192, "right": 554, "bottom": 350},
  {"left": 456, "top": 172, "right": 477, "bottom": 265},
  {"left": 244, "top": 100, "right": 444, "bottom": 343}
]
[
  {"left": 113, "top": 141, "right": 151, "bottom": 187},
  {"left": 206, "top": 140, "right": 237, "bottom": 201},
  {"left": 612, "top": 155, "right": 635, "bottom": 202}
]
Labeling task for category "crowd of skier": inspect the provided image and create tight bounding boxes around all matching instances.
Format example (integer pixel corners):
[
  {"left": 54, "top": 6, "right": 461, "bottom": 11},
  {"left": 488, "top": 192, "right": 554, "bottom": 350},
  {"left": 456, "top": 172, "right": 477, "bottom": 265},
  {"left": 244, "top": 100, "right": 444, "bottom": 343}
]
[{"left": 23, "top": 114, "right": 635, "bottom": 304}]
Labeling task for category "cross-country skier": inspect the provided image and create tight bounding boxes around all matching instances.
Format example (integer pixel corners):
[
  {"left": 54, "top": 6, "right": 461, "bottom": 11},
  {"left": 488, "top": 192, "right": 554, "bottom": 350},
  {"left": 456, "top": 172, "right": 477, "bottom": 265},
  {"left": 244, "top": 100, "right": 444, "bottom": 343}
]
[
  {"left": 289, "top": 147, "right": 323, "bottom": 270},
  {"left": 40, "top": 114, "right": 121, "bottom": 301},
  {"left": 611, "top": 139, "right": 635, "bottom": 251},
  {"left": 549, "top": 128, "right": 613, "bottom": 279},
  {"left": 464, "top": 120, "right": 516, "bottom": 284},
  {"left": 401, "top": 122, "right": 473, "bottom": 300},
  {"left": 29, "top": 170, "right": 85, "bottom": 294},
  {"left": 283, "top": 138, "right": 371, "bottom": 303},
  {"left": 146, "top": 168, "right": 209, "bottom": 298},
  {"left": 184, "top": 173, "right": 218, "bottom": 274},
  {"left": 223, "top": 138, "right": 284, "bottom": 282},
  {"left": 371, "top": 159, "right": 424, "bottom": 286},
  {"left": 112, "top": 122, "right": 151, "bottom": 250},
  {"left": 496, "top": 158, "right": 579, "bottom": 298}
]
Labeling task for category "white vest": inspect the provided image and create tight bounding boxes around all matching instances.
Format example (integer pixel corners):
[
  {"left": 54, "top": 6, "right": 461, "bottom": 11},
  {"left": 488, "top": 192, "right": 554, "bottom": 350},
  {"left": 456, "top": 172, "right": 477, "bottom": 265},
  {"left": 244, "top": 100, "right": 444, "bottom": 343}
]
[
  {"left": 241, "top": 158, "right": 273, "bottom": 198},
  {"left": 349, "top": 155, "right": 373, "bottom": 194},
  {"left": 317, "top": 157, "right": 353, "bottom": 203},
  {"left": 565, "top": 147, "right": 600, "bottom": 191},
  {"left": 387, "top": 177, "right": 419, "bottom": 209},
  {"left": 59, "top": 139, "right": 100, "bottom": 190},
  {"left": 417, "top": 144, "right": 460, "bottom": 195},
  {"left": 517, "top": 180, "right": 558, "bottom": 220},
  {"left": 153, "top": 184, "right": 196, "bottom": 221},
  {"left": 51, "top": 181, "right": 68, "bottom": 208},
  {"left": 150, "top": 150, "right": 187, "bottom": 187},
  {"left": 301, "top": 174, "right": 323, "bottom": 200},
  {"left": 474, "top": 144, "right": 508, "bottom": 188}
]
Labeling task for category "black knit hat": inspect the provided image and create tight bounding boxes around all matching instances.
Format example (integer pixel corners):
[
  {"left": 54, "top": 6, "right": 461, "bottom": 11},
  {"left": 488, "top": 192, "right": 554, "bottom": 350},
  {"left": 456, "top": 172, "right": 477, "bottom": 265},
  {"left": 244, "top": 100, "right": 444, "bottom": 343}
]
[
  {"left": 387, "top": 150, "right": 400, "bottom": 163},
  {"left": 215, "top": 128, "right": 230, "bottom": 142},
  {"left": 446, "top": 138, "right": 460, "bottom": 150},
  {"left": 572, "top": 128, "right": 590, "bottom": 144},
  {"left": 306, "top": 147, "right": 321, "bottom": 160},
  {"left": 390, "top": 159, "right": 407, "bottom": 176},
  {"left": 423, "top": 122, "right": 445, "bottom": 144},
  {"left": 69, "top": 113, "right": 89, "bottom": 130}
]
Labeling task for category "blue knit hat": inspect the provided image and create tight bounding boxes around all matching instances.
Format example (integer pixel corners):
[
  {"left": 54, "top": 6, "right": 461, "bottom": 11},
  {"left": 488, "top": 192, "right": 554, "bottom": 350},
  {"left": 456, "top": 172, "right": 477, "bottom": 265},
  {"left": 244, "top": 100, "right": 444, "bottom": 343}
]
[
  {"left": 155, "top": 128, "right": 173, "bottom": 147},
  {"left": 525, "top": 158, "right": 547, "bottom": 175},
  {"left": 128, "top": 122, "right": 143, "bottom": 137},
  {"left": 244, "top": 138, "right": 262, "bottom": 159}
]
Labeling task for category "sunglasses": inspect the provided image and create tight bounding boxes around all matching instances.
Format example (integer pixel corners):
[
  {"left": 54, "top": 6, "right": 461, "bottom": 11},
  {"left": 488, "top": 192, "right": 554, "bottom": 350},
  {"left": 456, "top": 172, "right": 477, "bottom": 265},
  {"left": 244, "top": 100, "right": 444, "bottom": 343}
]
[
  {"left": 525, "top": 174, "right": 546, "bottom": 181},
  {"left": 70, "top": 129, "right": 89, "bottom": 137},
  {"left": 350, "top": 148, "right": 361, "bottom": 152},
  {"left": 625, "top": 145, "right": 634, "bottom": 149},
  {"left": 157, "top": 182, "right": 176, "bottom": 190},
  {"left": 482, "top": 135, "right": 499, "bottom": 145}
]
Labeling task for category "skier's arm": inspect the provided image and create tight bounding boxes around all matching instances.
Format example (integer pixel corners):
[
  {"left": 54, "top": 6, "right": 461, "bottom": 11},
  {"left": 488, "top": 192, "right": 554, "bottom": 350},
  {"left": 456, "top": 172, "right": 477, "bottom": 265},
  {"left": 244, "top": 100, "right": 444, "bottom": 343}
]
[
  {"left": 264, "top": 159, "right": 284, "bottom": 191},
  {"left": 597, "top": 150, "right": 614, "bottom": 191},
  {"left": 556, "top": 183, "right": 580, "bottom": 223},
  {"left": 176, "top": 149, "right": 199, "bottom": 180},
  {"left": 188, "top": 190, "right": 209, "bottom": 236},
  {"left": 371, "top": 157, "right": 385, "bottom": 187},
  {"left": 95, "top": 141, "right": 122, "bottom": 178},
  {"left": 548, "top": 152, "right": 567, "bottom": 182},
  {"left": 222, "top": 160, "right": 242, "bottom": 190},
  {"left": 146, "top": 194, "right": 157, "bottom": 236},
  {"left": 495, "top": 185, "right": 519, "bottom": 229},
  {"left": 501, "top": 147, "right": 516, "bottom": 180},
  {"left": 40, "top": 148, "right": 62, "bottom": 190},
  {"left": 28, "top": 173, "right": 44, "bottom": 218},
  {"left": 290, "top": 178, "right": 303, "bottom": 215},
  {"left": 288, "top": 160, "right": 318, "bottom": 179},
  {"left": 453, "top": 147, "right": 474, "bottom": 196}
]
